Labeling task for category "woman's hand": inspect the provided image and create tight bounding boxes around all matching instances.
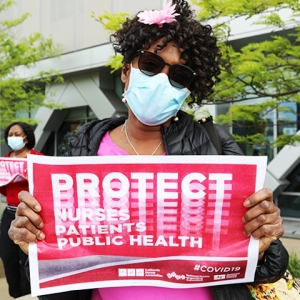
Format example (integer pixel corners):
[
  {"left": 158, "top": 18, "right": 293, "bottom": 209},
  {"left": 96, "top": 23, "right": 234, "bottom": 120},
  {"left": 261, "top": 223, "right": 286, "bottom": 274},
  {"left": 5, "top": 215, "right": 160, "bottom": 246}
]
[
  {"left": 242, "top": 188, "right": 284, "bottom": 259},
  {"left": 8, "top": 191, "right": 45, "bottom": 255}
]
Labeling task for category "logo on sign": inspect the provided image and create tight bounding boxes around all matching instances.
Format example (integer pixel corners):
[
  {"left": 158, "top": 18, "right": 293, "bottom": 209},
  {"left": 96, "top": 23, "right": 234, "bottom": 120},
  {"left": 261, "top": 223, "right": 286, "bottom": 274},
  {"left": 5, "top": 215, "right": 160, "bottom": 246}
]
[{"left": 214, "top": 274, "right": 226, "bottom": 280}]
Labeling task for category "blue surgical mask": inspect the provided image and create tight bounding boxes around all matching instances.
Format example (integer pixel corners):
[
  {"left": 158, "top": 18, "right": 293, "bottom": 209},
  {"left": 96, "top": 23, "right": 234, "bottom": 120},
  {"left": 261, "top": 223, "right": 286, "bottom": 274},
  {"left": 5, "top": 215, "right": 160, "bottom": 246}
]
[
  {"left": 123, "top": 66, "right": 190, "bottom": 126},
  {"left": 7, "top": 136, "right": 26, "bottom": 151}
]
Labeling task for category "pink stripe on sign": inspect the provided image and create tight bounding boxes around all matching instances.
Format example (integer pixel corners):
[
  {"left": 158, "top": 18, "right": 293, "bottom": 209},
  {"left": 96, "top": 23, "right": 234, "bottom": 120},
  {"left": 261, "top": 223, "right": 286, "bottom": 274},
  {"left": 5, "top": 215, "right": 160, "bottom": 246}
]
[{"left": 209, "top": 183, "right": 232, "bottom": 190}]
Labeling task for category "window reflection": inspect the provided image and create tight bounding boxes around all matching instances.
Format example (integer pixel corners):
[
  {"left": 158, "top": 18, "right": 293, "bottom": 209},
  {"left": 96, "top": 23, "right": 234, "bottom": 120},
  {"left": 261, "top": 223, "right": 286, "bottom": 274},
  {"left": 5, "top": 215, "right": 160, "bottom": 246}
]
[
  {"left": 285, "top": 162, "right": 300, "bottom": 193},
  {"left": 278, "top": 195, "right": 300, "bottom": 218},
  {"left": 56, "top": 107, "right": 96, "bottom": 156},
  {"left": 41, "top": 106, "right": 96, "bottom": 156},
  {"left": 278, "top": 161, "right": 300, "bottom": 218},
  {"left": 57, "top": 120, "right": 85, "bottom": 156},
  {"left": 232, "top": 102, "right": 298, "bottom": 161}
]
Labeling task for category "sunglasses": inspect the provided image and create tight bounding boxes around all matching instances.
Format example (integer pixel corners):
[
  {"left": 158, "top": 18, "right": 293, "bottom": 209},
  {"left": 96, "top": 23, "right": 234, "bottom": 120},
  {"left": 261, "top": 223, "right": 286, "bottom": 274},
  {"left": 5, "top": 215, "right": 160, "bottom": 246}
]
[{"left": 137, "top": 50, "right": 196, "bottom": 89}]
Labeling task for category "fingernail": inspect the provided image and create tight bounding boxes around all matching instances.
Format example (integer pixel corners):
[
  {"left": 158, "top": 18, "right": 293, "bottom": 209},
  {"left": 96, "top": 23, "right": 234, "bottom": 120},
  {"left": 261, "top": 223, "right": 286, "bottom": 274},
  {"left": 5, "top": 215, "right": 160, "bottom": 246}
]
[
  {"left": 38, "top": 232, "right": 45, "bottom": 240},
  {"left": 35, "top": 205, "right": 41, "bottom": 211},
  {"left": 244, "top": 199, "right": 251, "bottom": 207},
  {"left": 37, "top": 221, "right": 44, "bottom": 229}
]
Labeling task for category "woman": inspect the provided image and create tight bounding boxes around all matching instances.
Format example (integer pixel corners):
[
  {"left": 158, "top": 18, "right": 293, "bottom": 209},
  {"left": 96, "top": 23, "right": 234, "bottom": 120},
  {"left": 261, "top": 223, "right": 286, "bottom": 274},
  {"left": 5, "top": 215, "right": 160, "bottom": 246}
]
[
  {"left": 8, "top": 1, "right": 287, "bottom": 300},
  {"left": 0, "top": 122, "right": 43, "bottom": 298}
]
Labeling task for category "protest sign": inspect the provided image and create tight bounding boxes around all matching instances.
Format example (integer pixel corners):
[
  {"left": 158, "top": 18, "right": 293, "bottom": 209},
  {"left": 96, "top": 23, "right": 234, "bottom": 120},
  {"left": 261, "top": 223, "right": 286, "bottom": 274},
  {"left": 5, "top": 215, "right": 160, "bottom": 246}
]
[
  {"left": 27, "top": 155, "right": 267, "bottom": 296},
  {"left": 0, "top": 157, "right": 27, "bottom": 187}
]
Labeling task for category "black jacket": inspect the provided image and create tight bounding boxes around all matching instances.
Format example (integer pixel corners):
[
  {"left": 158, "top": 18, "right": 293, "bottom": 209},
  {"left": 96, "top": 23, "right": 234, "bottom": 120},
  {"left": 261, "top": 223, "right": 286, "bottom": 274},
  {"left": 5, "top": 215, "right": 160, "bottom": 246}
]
[
  {"left": 66, "top": 111, "right": 243, "bottom": 157},
  {"left": 32, "top": 110, "right": 288, "bottom": 300}
]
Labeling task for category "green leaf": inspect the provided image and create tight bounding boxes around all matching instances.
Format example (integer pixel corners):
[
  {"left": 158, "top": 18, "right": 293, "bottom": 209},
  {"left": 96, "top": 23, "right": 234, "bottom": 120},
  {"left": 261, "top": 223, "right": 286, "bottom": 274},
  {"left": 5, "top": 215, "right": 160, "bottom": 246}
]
[{"left": 0, "top": 0, "right": 63, "bottom": 129}]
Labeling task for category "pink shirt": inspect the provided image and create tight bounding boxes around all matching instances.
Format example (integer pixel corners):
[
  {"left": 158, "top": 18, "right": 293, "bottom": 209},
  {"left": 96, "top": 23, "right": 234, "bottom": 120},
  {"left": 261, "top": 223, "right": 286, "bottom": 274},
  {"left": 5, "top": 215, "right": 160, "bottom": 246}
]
[{"left": 93, "top": 132, "right": 214, "bottom": 300}]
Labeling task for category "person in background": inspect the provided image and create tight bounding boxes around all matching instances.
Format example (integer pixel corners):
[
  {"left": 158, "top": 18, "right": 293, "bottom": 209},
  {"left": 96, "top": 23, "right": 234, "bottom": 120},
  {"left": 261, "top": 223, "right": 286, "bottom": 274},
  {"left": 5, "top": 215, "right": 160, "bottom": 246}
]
[
  {"left": 0, "top": 122, "right": 43, "bottom": 298},
  {"left": 8, "top": 1, "right": 288, "bottom": 300}
]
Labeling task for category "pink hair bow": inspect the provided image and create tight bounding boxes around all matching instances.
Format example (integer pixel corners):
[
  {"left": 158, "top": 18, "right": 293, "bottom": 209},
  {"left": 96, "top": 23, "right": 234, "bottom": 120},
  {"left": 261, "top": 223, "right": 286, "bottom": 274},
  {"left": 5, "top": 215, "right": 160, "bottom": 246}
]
[{"left": 137, "top": 0, "right": 179, "bottom": 27}]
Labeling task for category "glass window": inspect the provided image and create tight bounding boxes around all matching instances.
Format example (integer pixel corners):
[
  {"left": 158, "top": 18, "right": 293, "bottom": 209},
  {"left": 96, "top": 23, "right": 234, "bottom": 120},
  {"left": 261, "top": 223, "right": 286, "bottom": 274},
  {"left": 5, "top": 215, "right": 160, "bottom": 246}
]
[
  {"left": 233, "top": 117, "right": 273, "bottom": 160},
  {"left": 56, "top": 107, "right": 97, "bottom": 156},
  {"left": 232, "top": 101, "right": 299, "bottom": 160},
  {"left": 278, "top": 194, "right": 300, "bottom": 218},
  {"left": 88, "top": 107, "right": 97, "bottom": 119},
  {"left": 56, "top": 119, "right": 85, "bottom": 156},
  {"left": 41, "top": 132, "right": 55, "bottom": 156},
  {"left": 284, "top": 162, "right": 300, "bottom": 192},
  {"left": 65, "top": 107, "right": 86, "bottom": 120},
  {"left": 277, "top": 102, "right": 298, "bottom": 137},
  {"left": 278, "top": 161, "right": 300, "bottom": 219},
  {"left": 41, "top": 106, "right": 97, "bottom": 156}
]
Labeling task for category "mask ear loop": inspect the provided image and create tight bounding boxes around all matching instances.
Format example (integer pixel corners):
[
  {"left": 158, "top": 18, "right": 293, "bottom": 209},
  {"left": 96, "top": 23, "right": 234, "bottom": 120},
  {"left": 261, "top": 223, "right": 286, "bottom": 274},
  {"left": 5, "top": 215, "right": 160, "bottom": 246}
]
[
  {"left": 122, "top": 84, "right": 127, "bottom": 103},
  {"left": 122, "top": 63, "right": 135, "bottom": 104}
]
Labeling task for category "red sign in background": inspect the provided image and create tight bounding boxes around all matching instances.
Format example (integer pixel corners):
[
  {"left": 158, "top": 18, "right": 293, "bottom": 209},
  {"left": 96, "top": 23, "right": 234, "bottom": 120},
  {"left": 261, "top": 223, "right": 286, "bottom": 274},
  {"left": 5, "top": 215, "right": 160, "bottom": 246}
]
[{"left": 0, "top": 158, "right": 27, "bottom": 186}]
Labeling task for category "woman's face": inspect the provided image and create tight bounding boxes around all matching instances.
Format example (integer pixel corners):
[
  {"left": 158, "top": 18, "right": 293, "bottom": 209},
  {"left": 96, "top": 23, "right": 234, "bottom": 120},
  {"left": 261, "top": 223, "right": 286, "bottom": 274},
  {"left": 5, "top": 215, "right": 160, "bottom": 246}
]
[
  {"left": 8, "top": 125, "right": 28, "bottom": 148},
  {"left": 121, "top": 40, "right": 185, "bottom": 90}
]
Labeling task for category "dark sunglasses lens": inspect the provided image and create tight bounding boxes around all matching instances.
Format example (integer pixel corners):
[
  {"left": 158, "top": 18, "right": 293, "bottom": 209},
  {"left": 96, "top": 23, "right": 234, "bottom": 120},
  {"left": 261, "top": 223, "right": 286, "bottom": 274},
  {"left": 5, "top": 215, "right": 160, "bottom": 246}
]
[
  {"left": 169, "top": 65, "right": 194, "bottom": 89},
  {"left": 138, "top": 52, "right": 164, "bottom": 76}
]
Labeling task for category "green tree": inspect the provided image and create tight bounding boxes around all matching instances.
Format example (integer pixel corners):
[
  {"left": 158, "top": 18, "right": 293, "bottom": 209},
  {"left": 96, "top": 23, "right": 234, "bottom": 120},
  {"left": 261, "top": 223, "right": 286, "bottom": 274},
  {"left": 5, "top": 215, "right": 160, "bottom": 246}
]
[
  {"left": 93, "top": 0, "right": 300, "bottom": 149},
  {"left": 92, "top": 10, "right": 130, "bottom": 72},
  {"left": 192, "top": 0, "right": 300, "bottom": 149},
  {"left": 0, "top": 0, "right": 62, "bottom": 129},
  {"left": 288, "top": 250, "right": 300, "bottom": 278}
]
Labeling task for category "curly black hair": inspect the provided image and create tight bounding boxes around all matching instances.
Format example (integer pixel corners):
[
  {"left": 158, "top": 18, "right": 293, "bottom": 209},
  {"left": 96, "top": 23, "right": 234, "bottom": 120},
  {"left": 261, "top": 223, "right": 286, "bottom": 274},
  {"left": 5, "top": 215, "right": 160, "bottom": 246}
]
[
  {"left": 110, "top": 0, "right": 221, "bottom": 105},
  {"left": 4, "top": 122, "right": 36, "bottom": 150}
]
